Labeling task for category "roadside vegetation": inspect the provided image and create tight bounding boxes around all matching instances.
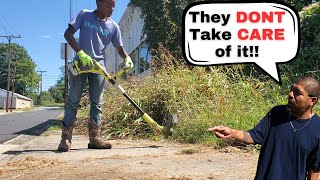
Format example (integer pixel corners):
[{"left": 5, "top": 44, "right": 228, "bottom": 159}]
[
  {"left": 100, "top": 53, "right": 286, "bottom": 145},
  {"left": 1, "top": 1, "right": 318, "bottom": 147},
  {"left": 72, "top": 2, "right": 320, "bottom": 146},
  {"left": 74, "top": 48, "right": 313, "bottom": 145}
]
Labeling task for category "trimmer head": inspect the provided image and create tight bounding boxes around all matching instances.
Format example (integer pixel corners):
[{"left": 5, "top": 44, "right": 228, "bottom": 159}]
[{"left": 163, "top": 114, "right": 178, "bottom": 137}]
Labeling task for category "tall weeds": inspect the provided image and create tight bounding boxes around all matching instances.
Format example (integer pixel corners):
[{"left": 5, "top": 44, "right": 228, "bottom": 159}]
[{"left": 100, "top": 50, "right": 289, "bottom": 145}]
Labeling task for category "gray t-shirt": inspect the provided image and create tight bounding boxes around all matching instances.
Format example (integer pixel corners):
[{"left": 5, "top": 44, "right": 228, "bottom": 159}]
[{"left": 70, "top": 9, "right": 123, "bottom": 69}]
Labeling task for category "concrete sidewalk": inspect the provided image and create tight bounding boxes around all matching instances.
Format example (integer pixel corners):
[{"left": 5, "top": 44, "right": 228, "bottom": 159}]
[
  {"left": 0, "top": 131, "right": 258, "bottom": 179},
  {"left": 0, "top": 131, "right": 177, "bottom": 162}
]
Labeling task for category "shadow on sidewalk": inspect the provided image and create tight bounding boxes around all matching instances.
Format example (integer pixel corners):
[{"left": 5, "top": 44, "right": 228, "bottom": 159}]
[
  {"left": 1, "top": 119, "right": 62, "bottom": 156},
  {"left": 3, "top": 149, "right": 58, "bottom": 155},
  {"left": 2, "top": 118, "right": 165, "bottom": 156},
  {"left": 2, "top": 145, "right": 165, "bottom": 156}
]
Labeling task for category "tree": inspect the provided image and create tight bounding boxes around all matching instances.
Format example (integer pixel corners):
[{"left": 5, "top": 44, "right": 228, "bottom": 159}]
[
  {"left": 48, "top": 66, "right": 65, "bottom": 103},
  {"left": 48, "top": 82, "right": 65, "bottom": 103},
  {"left": 130, "top": 0, "right": 197, "bottom": 60},
  {"left": 280, "top": 2, "right": 320, "bottom": 79},
  {"left": 131, "top": 0, "right": 320, "bottom": 82},
  {"left": 38, "top": 91, "right": 54, "bottom": 105},
  {"left": 0, "top": 43, "right": 40, "bottom": 97},
  {"left": 281, "top": 0, "right": 316, "bottom": 11},
  {"left": 129, "top": 0, "right": 318, "bottom": 55}
]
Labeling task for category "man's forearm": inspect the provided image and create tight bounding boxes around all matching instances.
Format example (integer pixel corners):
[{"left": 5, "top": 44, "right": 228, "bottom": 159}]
[
  {"left": 231, "top": 129, "right": 254, "bottom": 144},
  {"left": 64, "top": 26, "right": 81, "bottom": 53},
  {"left": 65, "top": 33, "right": 81, "bottom": 53},
  {"left": 117, "top": 47, "right": 128, "bottom": 59}
]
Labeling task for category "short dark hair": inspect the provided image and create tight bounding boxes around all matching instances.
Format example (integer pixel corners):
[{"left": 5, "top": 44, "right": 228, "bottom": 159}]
[{"left": 296, "top": 76, "right": 320, "bottom": 98}]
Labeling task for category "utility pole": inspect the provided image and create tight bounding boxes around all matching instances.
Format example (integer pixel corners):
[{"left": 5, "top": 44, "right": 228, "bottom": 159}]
[
  {"left": 65, "top": 0, "right": 73, "bottom": 105},
  {"left": 37, "top": 70, "right": 47, "bottom": 105},
  {"left": 10, "top": 66, "right": 16, "bottom": 112},
  {"left": 64, "top": 43, "right": 68, "bottom": 105},
  {"left": 70, "top": 0, "right": 73, "bottom": 21},
  {"left": 0, "top": 34, "right": 21, "bottom": 112},
  {"left": 62, "top": 0, "right": 73, "bottom": 106}
]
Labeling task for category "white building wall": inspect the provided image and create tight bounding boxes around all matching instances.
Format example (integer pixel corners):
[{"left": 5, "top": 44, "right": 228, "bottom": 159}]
[
  {"left": 0, "top": 98, "right": 4, "bottom": 109},
  {"left": 0, "top": 90, "right": 7, "bottom": 97},
  {"left": 0, "top": 97, "right": 33, "bottom": 109},
  {"left": 0, "top": 89, "right": 32, "bottom": 109},
  {"left": 16, "top": 98, "right": 32, "bottom": 109},
  {"left": 104, "top": 41, "right": 117, "bottom": 74},
  {"left": 105, "top": 6, "right": 145, "bottom": 74},
  {"left": 0, "top": 97, "right": 15, "bottom": 109},
  {"left": 119, "top": 6, "right": 145, "bottom": 54}
]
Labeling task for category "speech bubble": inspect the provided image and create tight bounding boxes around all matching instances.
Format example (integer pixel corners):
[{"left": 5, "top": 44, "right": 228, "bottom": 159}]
[{"left": 183, "top": 2, "right": 300, "bottom": 84}]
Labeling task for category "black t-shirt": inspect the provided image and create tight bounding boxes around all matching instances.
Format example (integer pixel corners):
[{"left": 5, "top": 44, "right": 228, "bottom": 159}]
[{"left": 248, "top": 105, "right": 320, "bottom": 180}]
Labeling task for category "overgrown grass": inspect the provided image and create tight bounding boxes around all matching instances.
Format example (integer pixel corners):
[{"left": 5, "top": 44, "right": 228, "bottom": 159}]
[
  {"left": 38, "top": 101, "right": 65, "bottom": 107},
  {"left": 98, "top": 64, "right": 290, "bottom": 146},
  {"left": 181, "top": 147, "right": 199, "bottom": 154},
  {"left": 47, "top": 125, "right": 62, "bottom": 131},
  {"left": 73, "top": 3, "right": 320, "bottom": 146}
]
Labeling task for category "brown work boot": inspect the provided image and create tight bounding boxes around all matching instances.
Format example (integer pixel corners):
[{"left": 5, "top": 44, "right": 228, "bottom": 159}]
[
  {"left": 88, "top": 121, "right": 112, "bottom": 149},
  {"left": 57, "top": 124, "right": 74, "bottom": 152}
]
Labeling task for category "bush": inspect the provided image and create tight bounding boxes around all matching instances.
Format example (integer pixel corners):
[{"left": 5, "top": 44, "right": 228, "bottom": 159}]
[{"left": 280, "top": 2, "right": 320, "bottom": 82}]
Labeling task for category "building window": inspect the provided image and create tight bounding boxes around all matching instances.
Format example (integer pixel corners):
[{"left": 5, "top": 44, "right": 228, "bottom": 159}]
[
  {"left": 138, "top": 44, "right": 150, "bottom": 74},
  {"left": 123, "top": 43, "right": 151, "bottom": 76}
]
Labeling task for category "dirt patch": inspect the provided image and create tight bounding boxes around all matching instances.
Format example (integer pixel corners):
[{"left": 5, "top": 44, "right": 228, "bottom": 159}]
[
  {"left": 0, "top": 134, "right": 258, "bottom": 179},
  {"left": 0, "top": 156, "right": 66, "bottom": 174}
]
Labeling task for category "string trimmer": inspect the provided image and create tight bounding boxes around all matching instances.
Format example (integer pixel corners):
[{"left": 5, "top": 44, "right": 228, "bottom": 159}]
[{"left": 68, "top": 59, "right": 173, "bottom": 136}]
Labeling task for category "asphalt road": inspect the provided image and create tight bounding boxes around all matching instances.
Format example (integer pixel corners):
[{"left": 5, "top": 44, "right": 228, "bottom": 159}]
[{"left": 0, "top": 107, "right": 63, "bottom": 143}]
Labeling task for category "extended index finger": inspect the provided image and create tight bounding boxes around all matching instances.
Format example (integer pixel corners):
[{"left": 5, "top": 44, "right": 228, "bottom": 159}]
[{"left": 207, "top": 126, "right": 224, "bottom": 132}]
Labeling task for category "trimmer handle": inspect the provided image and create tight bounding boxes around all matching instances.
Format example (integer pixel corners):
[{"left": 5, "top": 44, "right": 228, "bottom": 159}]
[{"left": 114, "top": 69, "right": 125, "bottom": 79}]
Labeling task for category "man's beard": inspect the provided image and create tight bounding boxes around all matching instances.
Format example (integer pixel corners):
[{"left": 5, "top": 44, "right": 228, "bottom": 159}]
[
  {"left": 286, "top": 102, "right": 302, "bottom": 116},
  {"left": 285, "top": 103, "right": 294, "bottom": 115}
]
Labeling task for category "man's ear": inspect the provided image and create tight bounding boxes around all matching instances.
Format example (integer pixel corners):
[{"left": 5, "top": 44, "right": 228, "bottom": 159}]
[{"left": 311, "top": 97, "right": 318, "bottom": 106}]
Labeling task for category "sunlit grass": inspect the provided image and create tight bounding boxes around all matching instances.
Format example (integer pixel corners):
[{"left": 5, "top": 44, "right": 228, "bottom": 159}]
[{"left": 96, "top": 63, "right": 288, "bottom": 145}]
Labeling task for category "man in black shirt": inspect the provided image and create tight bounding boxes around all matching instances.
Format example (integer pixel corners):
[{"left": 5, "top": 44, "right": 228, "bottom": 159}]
[{"left": 208, "top": 76, "right": 320, "bottom": 180}]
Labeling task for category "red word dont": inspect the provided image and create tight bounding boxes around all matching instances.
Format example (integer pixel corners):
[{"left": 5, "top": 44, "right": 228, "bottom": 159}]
[{"left": 237, "top": 11, "right": 285, "bottom": 23}]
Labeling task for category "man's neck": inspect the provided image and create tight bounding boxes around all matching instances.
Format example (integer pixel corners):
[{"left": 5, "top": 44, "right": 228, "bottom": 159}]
[
  {"left": 95, "top": 10, "right": 109, "bottom": 21},
  {"left": 293, "top": 110, "right": 314, "bottom": 120}
]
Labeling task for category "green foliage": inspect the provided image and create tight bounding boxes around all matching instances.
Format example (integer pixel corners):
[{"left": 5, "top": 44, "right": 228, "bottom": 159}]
[
  {"left": 280, "top": 2, "right": 320, "bottom": 81},
  {"left": 47, "top": 125, "right": 62, "bottom": 131},
  {"left": 129, "top": 0, "right": 317, "bottom": 65},
  {"left": 0, "top": 43, "right": 40, "bottom": 98},
  {"left": 280, "top": 0, "right": 316, "bottom": 11},
  {"left": 72, "top": 2, "right": 320, "bottom": 146},
  {"left": 38, "top": 91, "right": 54, "bottom": 106},
  {"left": 130, "top": 1, "right": 320, "bottom": 79},
  {"left": 101, "top": 60, "right": 287, "bottom": 144},
  {"left": 57, "top": 65, "right": 66, "bottom": 84},
  {"left": 48, "top": 66, "right": 66, "bottom": 103},
  {"left": 130, "top": 0, "right": 196, "bottom": 60},
  {"left": 48, "top": 83, "right": 65, "bottom": 103}
]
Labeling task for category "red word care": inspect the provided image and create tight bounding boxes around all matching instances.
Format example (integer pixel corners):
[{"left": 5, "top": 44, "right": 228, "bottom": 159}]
[{"left": 238, "top": 29, "right": 284, "bottom": 40}]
